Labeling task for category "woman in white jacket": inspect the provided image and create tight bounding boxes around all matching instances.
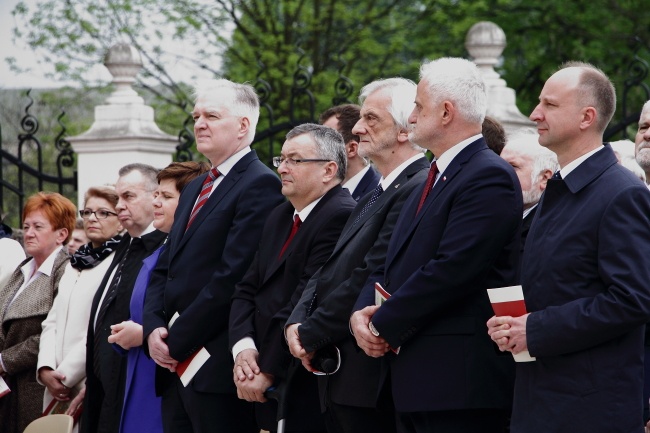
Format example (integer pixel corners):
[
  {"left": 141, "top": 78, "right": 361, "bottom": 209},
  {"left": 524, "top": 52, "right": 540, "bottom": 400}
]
[{"left": 37, "top": 186, "right": 123, "bottom": 429}]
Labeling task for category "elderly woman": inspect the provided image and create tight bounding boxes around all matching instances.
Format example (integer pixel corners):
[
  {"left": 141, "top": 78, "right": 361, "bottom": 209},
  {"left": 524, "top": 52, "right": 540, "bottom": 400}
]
[
  {"left": 37, "top": 186, "right": 123, "bottom": 429},
  {"left": 0, "top": 192, "right": 76, "bottom": 433},
  {"left": 108, "top": 161, "right": 209, "bottom": 433}
]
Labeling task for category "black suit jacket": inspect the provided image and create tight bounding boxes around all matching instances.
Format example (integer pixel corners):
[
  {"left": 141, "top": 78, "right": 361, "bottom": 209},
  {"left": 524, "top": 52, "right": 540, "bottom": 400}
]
[
  {"left": 143, "top": 150, "right": 284, "bottom": 396},
  {"left": 82, "top": 229, "right": 167, "bottom": 433},
  {"left": 287, "top": 156, "right": 429, "bottom": 409},
  {"left": 356, "top": 138, "right": 521, "bottom": 413},
  {"left": 350, "top": 165, "right": 381, "bottom": 201},
  {"left": 229, "top": 185, "right": 356, "bottom": 430}
]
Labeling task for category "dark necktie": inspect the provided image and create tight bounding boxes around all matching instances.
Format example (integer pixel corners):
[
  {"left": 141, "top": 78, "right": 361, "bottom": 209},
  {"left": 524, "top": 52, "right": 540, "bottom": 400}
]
[
  {"left": 552, "top": 170, "right": 562, "bottom": 180},
  {"left": 278, "top": 215, "right": 302, "bottom": 259},
  {"left": 416, "top": 161, "right": 439, "bottom": 215},
  {"left": 186, "top": 167, "right": 220, "bottom": 230},
  {"left": 352, "top": 183, "right": 383, "bottom": 226},
  {"left": 93, "top": 238, "right": 139, "bottom": 378}
]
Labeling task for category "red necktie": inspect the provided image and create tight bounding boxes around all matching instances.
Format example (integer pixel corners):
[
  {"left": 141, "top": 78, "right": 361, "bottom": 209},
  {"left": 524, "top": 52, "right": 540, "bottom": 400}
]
[
  {"left": 278, "top": 215, "right": 302, "bottom": 258},
  {"left": 186, "top": 167, "right": 220, "bottom": 230},
  {"left": 416, "top": 161, "right": 439, "bottom": 215}
]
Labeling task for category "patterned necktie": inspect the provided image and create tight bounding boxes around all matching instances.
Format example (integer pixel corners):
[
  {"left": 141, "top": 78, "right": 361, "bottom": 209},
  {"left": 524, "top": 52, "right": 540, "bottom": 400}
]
[
  {"left": 186, "top": 167, "right": 220, "bottom": 230},
  {"left": 278, "top": 215, "right": 302, "bottom": 259},
  {"left": 416, "top": 161, "right": 439, "bottom": 215},
  {"left": 352, "top": 183, "right": 383, "bottom": 226}
]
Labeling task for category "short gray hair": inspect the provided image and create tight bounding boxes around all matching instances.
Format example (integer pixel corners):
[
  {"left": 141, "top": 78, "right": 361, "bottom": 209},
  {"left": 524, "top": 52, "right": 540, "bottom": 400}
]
[
  {"left": 506, "top": 132, "right": 559, "bottom": 184},
  {"left": 419, "top": 57, "right": 487, "bottom": 124},
  {"left": 286, "top": 123, "right": 347, "bottom": 181},
  {"left": 640, "top": 100, "right": 650, "bottom": 123},
  {"left": 193, "top": 79, "right": 260, "bottom": 145},
  {"left": 359, "top": 78, "right": 424, "bottom": 152},
  {"left": 118, "top": 163, "right": 159, "bottom": 192}
]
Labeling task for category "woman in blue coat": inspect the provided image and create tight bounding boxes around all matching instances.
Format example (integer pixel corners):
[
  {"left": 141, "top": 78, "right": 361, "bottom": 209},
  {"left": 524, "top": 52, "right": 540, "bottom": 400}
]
[{"left": 108, "top": 161, "right": 210, "bottom": 433}]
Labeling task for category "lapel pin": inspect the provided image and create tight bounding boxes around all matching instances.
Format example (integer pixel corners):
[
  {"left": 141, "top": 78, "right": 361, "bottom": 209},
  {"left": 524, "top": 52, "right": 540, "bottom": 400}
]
[
  {"left": 394, "top": 184, "right": 400, "bottom": 188},
  {"left": 442, "top": 176, "right": 447, "bottom": 181}
]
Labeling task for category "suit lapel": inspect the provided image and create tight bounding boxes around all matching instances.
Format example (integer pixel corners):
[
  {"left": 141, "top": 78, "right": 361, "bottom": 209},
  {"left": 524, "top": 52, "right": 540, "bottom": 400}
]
[
  {"left": 333, "top": 157, "right": 429, "bottom": 257},
  {"left": 172, "top": 152, "right": 254, "bottom": 258},
  {"left": 388, "top": 139, "right": 487, "bottom": 264}
]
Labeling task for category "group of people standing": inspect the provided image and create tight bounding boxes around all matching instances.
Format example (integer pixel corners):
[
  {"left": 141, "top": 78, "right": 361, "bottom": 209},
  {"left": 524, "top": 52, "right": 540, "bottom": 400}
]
[{"left": 1, "top": 56, "right": 649, "bottom": 433}]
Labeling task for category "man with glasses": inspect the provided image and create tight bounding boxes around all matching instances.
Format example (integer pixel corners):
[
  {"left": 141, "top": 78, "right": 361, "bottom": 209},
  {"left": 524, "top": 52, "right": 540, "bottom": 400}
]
[
  {"left": 285, "top": 78, "right": 429, "bottom": 433},
  {"left": 229, "top": 123, "right": 356, "bottom": 432},
  {"left": 83, "top": 163, "right": 166, "bottom": 433}
]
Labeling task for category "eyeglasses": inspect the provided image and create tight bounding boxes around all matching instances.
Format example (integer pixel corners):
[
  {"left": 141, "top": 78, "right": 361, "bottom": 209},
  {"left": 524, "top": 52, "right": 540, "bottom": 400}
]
[
  {"left": 79, "top": 209, "right": 118, "bottom": 220},
  {"left": 272, "top": 157, "right": 330, "bottom": 168}
]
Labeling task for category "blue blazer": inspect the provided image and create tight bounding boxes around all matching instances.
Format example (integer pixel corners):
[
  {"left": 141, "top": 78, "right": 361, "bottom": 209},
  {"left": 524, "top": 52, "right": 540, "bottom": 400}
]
[
  {"left": 356, "top": 138, "right": 521, "bottom": 412},
  {"left": 143, "top": 150, "right": 284, "bottom": 395},
  {"left": 515, "top": 145, "right": 650, "bottom": 432},
  {"left": 350, "top": 165, "right": 381, "bottom": 201}
]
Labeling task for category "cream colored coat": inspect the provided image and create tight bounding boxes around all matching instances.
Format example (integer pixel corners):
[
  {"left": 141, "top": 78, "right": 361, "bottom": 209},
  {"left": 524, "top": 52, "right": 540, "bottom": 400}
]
[{"left": 37, "top": 252, "right": 115, "bottom": 414}]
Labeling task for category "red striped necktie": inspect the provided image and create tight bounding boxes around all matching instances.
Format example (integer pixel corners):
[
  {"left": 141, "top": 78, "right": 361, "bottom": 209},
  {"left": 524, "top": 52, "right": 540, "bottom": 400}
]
[{"left": 186, "top": 167, "right": 220, "bottom": 230}]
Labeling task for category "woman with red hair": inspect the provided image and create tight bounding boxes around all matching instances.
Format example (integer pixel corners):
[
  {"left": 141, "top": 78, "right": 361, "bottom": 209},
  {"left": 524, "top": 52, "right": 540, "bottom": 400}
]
[{"left": 0, "top": 192, "right": 76, "bottom": 433}]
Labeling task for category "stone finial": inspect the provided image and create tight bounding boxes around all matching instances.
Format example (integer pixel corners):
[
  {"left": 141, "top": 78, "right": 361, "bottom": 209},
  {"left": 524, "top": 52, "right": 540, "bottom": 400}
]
[
  {"left": 104, "top": 43, "right": 144, "bottom": 104},
  {"left": 465, "top": 21, "right": 535, "bottom": 134}
]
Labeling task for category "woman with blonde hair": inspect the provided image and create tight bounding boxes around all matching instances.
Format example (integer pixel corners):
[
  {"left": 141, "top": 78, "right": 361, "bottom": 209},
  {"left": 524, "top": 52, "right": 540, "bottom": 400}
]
[{"left": 37, "top": 186, "right": 123, "bottom": 431}]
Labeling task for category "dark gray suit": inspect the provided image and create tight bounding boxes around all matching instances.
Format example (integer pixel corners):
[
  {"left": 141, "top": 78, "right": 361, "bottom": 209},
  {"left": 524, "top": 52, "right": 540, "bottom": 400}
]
[{"left": 287, "top": 155, "right": 429, "bottom": 433}]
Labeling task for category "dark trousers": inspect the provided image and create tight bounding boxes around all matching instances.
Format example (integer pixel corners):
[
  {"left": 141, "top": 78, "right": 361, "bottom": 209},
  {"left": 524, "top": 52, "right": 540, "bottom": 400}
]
[
  {"left": 324, "top": 401, "right": 397, "bottom": 433},
  {"left": 161, "top": 379, "right": 257, "bottom": 433},
  {"left": 396, "top": 409, "right": 509, "bottom": 433}
]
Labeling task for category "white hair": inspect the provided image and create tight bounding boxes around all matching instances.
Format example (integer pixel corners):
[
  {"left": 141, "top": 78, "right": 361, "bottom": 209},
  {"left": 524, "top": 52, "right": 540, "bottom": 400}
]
[
  {"left": 358, "top": 78, "right": 424, "bottom": 152},
  {"left": 419, "top": 57, "right": 487, "bottom": 124},
  {"left": 193, "top": 79, "right": 260, "bottom": 145},
  {"left": 621, "top": 156, "right": 647, "bottom": 182},
  {"left": 506, "top": 131, "right": 559, "bottom": 185}
]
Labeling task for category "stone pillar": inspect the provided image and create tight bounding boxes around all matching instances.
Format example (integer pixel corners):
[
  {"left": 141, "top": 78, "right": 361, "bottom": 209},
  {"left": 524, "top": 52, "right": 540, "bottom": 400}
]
[
  {"left": 68, "top": 43, "right": 177, "bottom": 207},
  {"left": 465, "top": 21, "right": 536, "bottom": 136}
]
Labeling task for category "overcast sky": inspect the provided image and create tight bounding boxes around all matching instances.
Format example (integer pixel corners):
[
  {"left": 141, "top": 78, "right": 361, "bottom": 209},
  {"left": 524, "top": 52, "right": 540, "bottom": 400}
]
[{"left": 0, "top": 0, "right": 75, "bottom": 88}]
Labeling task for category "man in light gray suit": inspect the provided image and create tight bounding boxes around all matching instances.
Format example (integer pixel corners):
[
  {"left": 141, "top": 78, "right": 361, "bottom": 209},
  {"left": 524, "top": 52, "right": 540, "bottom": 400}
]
[{"left": 280, "top": 78, "right": 429, "bottom": 433}]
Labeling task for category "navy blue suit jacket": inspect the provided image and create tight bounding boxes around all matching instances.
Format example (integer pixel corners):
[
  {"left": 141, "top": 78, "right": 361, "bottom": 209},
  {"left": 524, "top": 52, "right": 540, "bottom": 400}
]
[
  {"left": 350, "top": 165, "right": 381, "bottom": 201},
  {"left": 143, "top": 150, "right": 284, "bottom": 395},
  {"left": 515, "top": 145, "right": 650, "bottom": 432},
  {"left": 229, "top": 184, "right": 355, "bottom": 430},
  {"left": 357, "top": 138, "right": 521, "bottom": 412}
]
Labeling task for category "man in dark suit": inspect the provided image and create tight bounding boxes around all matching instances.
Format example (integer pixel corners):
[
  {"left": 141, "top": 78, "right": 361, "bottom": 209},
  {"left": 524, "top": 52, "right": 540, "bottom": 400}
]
[
  {"left": 143, "top": 79, "right": 284, "bottom": 433},
  {"left": 352, "top": 58, "right": 522, "bottom": 433},
  {"left": 488, "top": 63, "right": 650, "bottom": 432},
  {"left": 500, "top": 132, "right": 557, "bottom": 256},
  {"left": 286, "top": 78, "right": 429, "bottom": 433},
  {"left": 83, "top": 163, "right": 167, "bottom": 433},
  {"left": 320, "top": 104, "right": 380, "bottom": 201},
  {"left": 229, "top": 124, "right": 356, "bottom": 432}
]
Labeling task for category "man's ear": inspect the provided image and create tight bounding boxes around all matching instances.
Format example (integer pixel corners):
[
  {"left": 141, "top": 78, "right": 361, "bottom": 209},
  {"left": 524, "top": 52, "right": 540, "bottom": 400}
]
[
  {"left": 539, "top": 169, "right": 553, "bottom": 191},
  {"left": 579, "top": 107, "right": 597, "bottom": 131},
  {"left": 238, "top": 117, "right": 251, "bottom": 139},
  {"left": 441, "top": 101, "right": 455, "bottom": 126},
  {"left": 323, "top": 161, "right": 338, "bottom": 183},
  {"left": 347, "top": 140, "right": 359, "bottom": 158}
]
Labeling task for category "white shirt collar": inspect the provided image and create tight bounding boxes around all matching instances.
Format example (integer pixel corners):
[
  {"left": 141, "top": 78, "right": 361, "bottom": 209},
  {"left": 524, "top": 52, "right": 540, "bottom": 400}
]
[
  {"left": 434, "top": 133, "right": 483, "bottom": 176},
  {"left": 294, "top": 195, "right": 324, "bottom": 222},
  {"left": 559, "top": 145, "right": 604, "bottom": 179},
  {"left": 343, "top": 165, "right": 371, "bottom": 194},
  {"left": 523, "top": 202, "right": 538, "bottom": 219},
  {"left": 380, "top": 153, "right": 427, "bottom": 190},
  {"left": 20, "top": 245, "right": 63, "bottom": 284},
  {"left": 216, "top": 146, "right": 252, "bottom": 177}
]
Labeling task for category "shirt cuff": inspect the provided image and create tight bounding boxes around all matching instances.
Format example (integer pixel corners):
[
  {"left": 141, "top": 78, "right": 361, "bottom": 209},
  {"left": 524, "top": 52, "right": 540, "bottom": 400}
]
[{"left": 232, "top": 337, "right": 257, "bottom": 362}]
